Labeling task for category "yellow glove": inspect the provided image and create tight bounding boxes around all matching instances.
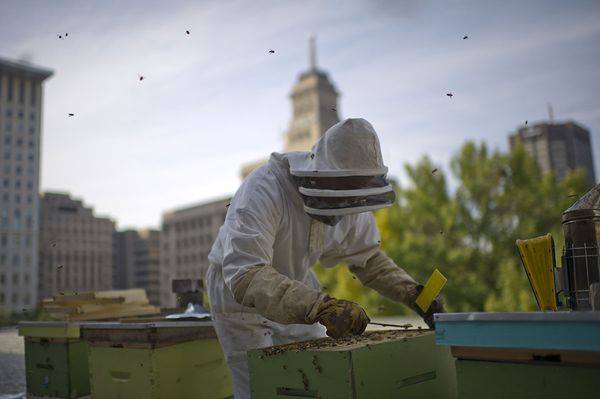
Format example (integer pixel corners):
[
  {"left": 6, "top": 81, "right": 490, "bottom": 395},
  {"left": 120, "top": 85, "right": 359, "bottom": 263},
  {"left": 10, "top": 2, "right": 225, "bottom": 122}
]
[{"left": 316, "top": 297, "right": 370, "bottom": 339}]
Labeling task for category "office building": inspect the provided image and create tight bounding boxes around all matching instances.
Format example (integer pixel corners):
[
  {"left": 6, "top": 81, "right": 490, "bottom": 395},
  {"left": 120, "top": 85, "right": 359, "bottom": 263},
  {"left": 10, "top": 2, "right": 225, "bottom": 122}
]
[
  {"left": 159, "top": 197, "right": 229, "bottom": 308},
  {"left": 509, "top": 121, "right": 596, "bottom": 185},
  {"left": 0, "top": 57, "right": 53, "bottom": 313},
  {"left": 113, "top": 228, "right": 161, "bottom": 306},
  {"left": 38, "top": 192, "right": 115, "bottom": 299}
]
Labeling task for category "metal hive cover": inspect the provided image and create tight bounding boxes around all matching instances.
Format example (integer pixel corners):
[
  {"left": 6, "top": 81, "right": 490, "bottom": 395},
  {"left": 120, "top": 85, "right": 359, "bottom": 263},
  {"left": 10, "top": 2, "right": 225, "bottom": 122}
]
[{"left": 562, "top": 183, "right": 600, "bottom": 222}]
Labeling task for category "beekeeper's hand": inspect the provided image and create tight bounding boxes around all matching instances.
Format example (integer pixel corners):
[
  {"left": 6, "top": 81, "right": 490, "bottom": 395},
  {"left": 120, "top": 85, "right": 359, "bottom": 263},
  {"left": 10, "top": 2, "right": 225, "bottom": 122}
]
[
  {"left": 315, "top": 297, "right": 370, "bottom": 338},
  {"left": 408, "top": 285, "right": 445, "bottom": 329}
]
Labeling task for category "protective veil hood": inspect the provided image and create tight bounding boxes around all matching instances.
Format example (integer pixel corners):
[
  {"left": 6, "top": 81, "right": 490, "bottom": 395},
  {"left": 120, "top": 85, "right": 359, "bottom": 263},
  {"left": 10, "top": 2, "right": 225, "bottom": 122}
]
[
  {"left": 289, "top": 118, "right": 388, "bottom": 177},
  {"left": 289, "top": 118, "right": 395, "bottom": 217}
]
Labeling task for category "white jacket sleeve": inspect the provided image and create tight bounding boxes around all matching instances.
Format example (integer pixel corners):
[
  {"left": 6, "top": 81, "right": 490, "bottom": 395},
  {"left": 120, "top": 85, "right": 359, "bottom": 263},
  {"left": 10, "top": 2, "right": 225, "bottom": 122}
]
[
  {"left": 220, "top": 176, "right": 326, "bottom": 324},
  {"left": 220, "top": 178, "right": 280, "bottom": 294},
  {"left": 233, "top": 265, "right": 327, "bottom": 324},
  {"left": 349, "top": 250, "right": 418, "bottom": 305}
]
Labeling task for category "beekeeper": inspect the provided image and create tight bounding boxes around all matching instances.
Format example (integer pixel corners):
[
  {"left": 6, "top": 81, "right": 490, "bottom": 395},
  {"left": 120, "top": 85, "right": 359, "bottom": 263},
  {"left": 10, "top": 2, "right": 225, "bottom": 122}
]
[{"left": 206, "top": 118, "right": 444, "bottom": 398}]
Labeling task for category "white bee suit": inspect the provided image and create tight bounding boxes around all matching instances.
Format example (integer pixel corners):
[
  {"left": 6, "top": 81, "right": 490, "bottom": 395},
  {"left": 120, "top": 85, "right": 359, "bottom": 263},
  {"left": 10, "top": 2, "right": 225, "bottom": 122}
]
[
  {"left": 206, "top": 154, "right": 381, "bottom": 398},
  {"left": 206, "top": 118, "right": 417, "bottom": 398}
]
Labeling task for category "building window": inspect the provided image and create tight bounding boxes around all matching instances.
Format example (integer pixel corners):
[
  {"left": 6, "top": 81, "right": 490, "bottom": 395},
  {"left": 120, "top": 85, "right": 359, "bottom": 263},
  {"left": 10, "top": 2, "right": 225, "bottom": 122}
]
[
  {"left": 15, "top": 179, "right": 21, "bottom": 189},
  {"left": 29, "top": 113, "right": 35, "bottom": 122},
  {"left": 8, "top": 77, "right": 14, "bottom": 101},
  {"left": 14, "top": 209, "right": 21, "bottom": 229},
  {"left": 0, "top": 273, "right": 4, "bottom": 284},
  {"left": 0, "top": 254, "right": 6, "bottom": 265},
  {"left": 5, "top": 109, "right": 12, "bottom": 118},
  {"left": 12, "top": 293, "right": 18, "bottom": 304},
  {"left": 28, "top": 126, "right": 35, "bottom": 134},
  {"left": 28, "top": 140, "right": 34, "bottom": 148},
  {"left": 12, "top": 273, "right": 19, "bottom": 285},
  {"left": 30, "top": 84, "right": 36, "bottom": 105},
  {"left": 4, "top": 136, "right": 10, "bottom": 145},
  {"left": 1, "top": 209, "right": 8, "bottom": 227},
  {"left": 18, "top": 110, "right": 24, "bottom": 120},
  {"left": 19, "top": 79, "right": 25, "bottom": 103},
  {"left": 1, "top": 235, "right": 6, "bottom": 246},
  {"left": 26, "top": 181, "right": 33, "bottom": 189}
]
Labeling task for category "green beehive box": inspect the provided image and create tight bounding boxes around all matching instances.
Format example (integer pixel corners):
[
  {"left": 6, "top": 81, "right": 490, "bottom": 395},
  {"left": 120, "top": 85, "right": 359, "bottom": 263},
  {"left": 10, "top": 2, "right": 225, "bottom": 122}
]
[
  {"left": 456, "top": 359, "right": 600, "bottom": 398},
  {"left": 248, "top": 330, "right": 457, "bottom": 399},
  {"left": 18, "top": 321, "right": 91, "bottom": 398},
  {"left": 81, "top": 321, "right": 232, "bottom": 399}
]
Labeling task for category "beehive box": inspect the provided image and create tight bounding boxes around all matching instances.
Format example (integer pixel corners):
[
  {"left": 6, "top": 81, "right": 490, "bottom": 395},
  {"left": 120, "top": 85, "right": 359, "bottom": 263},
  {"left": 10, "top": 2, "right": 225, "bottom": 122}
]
[
  {"left": 435, "top": 312, "right": 600, "bottom": 398},
  {"left": 18, "top": 321, "right": 91, "bottom": 398},
  {"left": 248, "top": 330, "right": 456, "bottom": 399},
  {"left": 81, "top": 321, "right": 232, "bottom": 399},
  {"left": 456, "top": 360, "right": 600, "bottom": 398}
]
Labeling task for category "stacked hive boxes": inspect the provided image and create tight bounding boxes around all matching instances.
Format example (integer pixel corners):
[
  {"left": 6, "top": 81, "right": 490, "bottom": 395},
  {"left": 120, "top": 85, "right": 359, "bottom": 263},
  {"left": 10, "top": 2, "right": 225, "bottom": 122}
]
[{"left": 248, "top": 330, "right": 457, "bottom": 399}]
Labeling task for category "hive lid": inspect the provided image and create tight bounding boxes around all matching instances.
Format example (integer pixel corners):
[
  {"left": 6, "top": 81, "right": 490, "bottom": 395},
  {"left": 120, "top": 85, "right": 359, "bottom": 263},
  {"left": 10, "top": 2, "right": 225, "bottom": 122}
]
[{"left": 562, "top": 183, "right": 600, "bottom": 222}]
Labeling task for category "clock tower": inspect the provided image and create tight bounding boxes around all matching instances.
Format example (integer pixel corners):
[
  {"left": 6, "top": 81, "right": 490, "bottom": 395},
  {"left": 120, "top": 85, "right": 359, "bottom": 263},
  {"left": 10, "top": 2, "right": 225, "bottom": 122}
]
[{"left": 284, "top": 35, "right": 340, "bottom": 152}]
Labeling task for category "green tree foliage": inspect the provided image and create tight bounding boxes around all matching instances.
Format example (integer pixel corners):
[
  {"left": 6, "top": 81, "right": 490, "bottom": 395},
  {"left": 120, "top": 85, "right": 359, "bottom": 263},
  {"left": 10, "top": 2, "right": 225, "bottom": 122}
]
[{"left": 314, "top": 140, "right": 589, "bottom": 315}]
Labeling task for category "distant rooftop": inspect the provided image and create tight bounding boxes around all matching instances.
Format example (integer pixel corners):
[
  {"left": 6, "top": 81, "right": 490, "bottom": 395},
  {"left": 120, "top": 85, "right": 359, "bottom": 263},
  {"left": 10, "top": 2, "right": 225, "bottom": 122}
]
[{"left": 0, "top": 56, "right": 53, "bottom": 81}]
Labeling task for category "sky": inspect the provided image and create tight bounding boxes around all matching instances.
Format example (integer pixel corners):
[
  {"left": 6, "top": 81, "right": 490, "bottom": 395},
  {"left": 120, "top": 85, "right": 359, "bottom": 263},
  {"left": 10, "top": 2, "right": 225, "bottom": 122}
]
[{"left": 1, "top": 0, "right": 599, "bottom": 229}]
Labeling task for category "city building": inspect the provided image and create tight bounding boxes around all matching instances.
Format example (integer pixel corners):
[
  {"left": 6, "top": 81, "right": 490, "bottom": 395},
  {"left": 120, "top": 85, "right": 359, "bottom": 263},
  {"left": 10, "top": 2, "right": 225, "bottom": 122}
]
[
  {"left": 159, "top": 197, "right": 230, "bottom": 308},
  {"left": 38, "top": 192, "right": 115, "bottom": 299},
  {"left": 509, "top": 121, "right": 596, "bottom": 185},
  {"left": 240, "top": 36, "right": 341, "bottom": 178},
  {"left": 0, "top": 57, "right": 53, "bottom": 313},
  {"left": 113, "top": 228, "right": 161, "bottom": 306}
]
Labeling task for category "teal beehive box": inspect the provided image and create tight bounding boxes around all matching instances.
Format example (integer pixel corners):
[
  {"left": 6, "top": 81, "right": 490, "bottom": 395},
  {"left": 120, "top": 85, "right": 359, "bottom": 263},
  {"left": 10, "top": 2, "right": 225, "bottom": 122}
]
[{"left": 248, "top": 330, "right": 457, "bottom": 399}]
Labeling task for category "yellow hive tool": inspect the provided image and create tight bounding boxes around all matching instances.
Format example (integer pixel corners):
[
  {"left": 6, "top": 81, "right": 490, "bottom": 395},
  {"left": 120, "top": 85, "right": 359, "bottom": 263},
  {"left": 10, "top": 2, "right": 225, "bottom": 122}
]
[
  {"left": 416, "top": 269, "right": 447, "bottom": 312},
  {"left": 516, "top": 234, "right": 558, "bottom": 311}
]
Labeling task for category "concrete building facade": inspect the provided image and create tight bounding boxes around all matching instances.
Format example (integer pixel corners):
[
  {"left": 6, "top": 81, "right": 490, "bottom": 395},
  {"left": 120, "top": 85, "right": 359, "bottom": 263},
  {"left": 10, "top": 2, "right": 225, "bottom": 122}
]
[
  {"left": 38, "top": 192, "right": 115, "bottom": 299},
  {"left": 240, "top": 36, "right": 340, "bottom": 178},
  {"left": 0, "top": 58, "right": 53, "bottom": 313},
  {"left": 113, "top": 229, "right": 161, "bottom": 306},
  {"left": 159, "top": 197, "right": 229, "bottom": 308},
  {"left": 509, "top": 121, "right": 596, "bottom": 185}
]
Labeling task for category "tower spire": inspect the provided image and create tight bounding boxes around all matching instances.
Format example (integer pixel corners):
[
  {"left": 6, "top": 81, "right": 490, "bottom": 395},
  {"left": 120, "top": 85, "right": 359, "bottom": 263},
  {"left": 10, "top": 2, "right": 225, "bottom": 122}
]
[{"left": 309, "top": 34, "right": 317, "bottom": 70}]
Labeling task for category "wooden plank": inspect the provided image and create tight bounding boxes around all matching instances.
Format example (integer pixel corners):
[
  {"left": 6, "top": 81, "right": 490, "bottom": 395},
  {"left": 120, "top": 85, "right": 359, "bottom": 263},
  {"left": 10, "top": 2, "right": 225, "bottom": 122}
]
[
  {"left": 52, "top": 297, "right": 125, "bottom": 306},
  {"left": 53, "top": 292, "right": 97, "bottom": 302},
  {"left": 451, "top": 345, "right": 600, "bottom": 365},
  {"left": 95, "top": 289, "right": 149, "bottom": 304},
  {"left": 68, "top": 305, "right": 160, "bottom": 321}
]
